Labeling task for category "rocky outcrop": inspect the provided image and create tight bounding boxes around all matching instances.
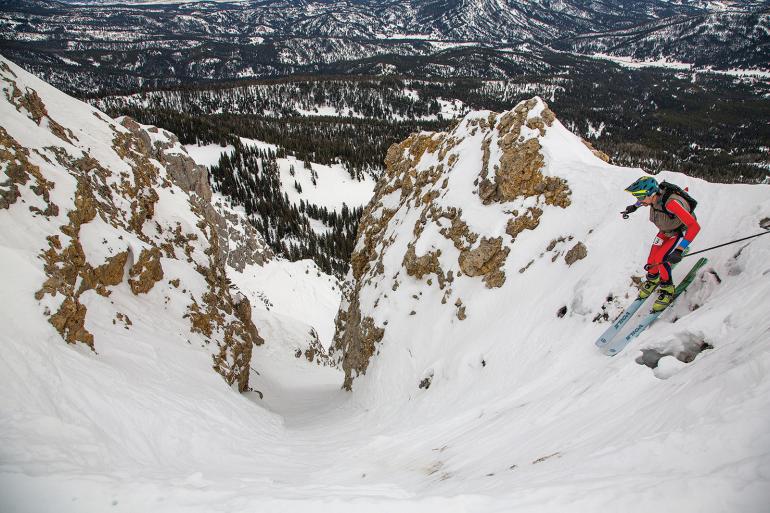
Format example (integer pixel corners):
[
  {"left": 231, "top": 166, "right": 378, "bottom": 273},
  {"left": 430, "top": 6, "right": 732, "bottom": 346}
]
[
  {"left": 1, "top": 58, "right": 268, "bottom": 392},
  {"left": 0, "top": 126, "right": 57, "bottom": 215},
  {"left": 128, "top": 248, "right": 164, "bottom": 295},
  {"left": 581, "top": 139, "right": 610, "bottom": 162},
  {"left": 118, "top": 118, "right": 272, "bottom": 272},
  {"left": 332, "top": 295, "right": 385, "bottom": 390},
  {"left": 565, "top": 242, "right": 588, "bottom": 266},
  {"left": 477, "top": 99, "right": 571, "bottom": 209},
  {"left": 333, "top": 97, "right": 574, "bottom": 389},
  {"left": 459, "top": 237, "right": 510, "bottom": 288}
]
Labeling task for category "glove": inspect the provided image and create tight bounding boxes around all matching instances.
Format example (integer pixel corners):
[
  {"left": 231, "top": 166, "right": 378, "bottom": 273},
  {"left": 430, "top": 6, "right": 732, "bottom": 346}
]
[
  {"left": 621, "top": 204, "right": 638, "bottom": 219},
  {"left": 665, "top": 248, "right": 684, "bottom": 265}
]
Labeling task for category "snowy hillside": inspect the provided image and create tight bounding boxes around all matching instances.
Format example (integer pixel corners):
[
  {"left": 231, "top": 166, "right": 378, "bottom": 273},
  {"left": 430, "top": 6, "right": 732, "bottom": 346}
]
[
  {"left": 333, "top": 97, "right": 770, "bottom": 506},
  {"left": 2, "top": 58, "right": 770, "bottom": 513}
]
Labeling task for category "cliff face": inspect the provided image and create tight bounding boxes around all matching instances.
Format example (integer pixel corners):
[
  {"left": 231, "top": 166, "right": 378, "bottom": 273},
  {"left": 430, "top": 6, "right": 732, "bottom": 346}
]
[
  {"left": 332, "top": 98, "right": 580, "bottom": 389},
  {"left": 0, "top": 57, "right": 271, "bottom": 392}
]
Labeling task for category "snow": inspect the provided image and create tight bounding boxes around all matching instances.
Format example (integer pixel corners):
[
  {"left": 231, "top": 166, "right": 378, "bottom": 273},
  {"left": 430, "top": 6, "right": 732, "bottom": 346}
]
[
  {"left": 588, "top": 53, "right": 770, "bottom": 78},
  {"left": 183, "top": 143, "right": 234, "bottom": 167},
  {"left": 229, "top": 258, "right": 341, "bottom": 348},
  {"left": 184, "top": 137, "right": 376, "bottom": 232},
  {"left": 591, "top": 52, "right": 694, "bottom": 70},
  {"left": 277, "top": 157, "right": 375, "bottom": 211},
  {"left": 2, "top": 58, "right": 770, "bottom": 513}
]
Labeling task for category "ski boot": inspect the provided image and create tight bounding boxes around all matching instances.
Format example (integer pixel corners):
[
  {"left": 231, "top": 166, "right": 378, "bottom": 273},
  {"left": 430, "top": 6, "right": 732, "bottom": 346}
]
[
  {"left": 652, "top": 283, "right": 676, "bottom": 312},
  {"left": 638, "top": 274, "right": 660, "bottom": 300}
]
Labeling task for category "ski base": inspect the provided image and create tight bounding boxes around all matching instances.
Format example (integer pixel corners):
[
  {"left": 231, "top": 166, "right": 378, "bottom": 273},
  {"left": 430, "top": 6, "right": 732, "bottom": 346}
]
[
  {"left": 594, "top": 296, "right": 647, "bottom": 348},
  {"left": 603, "top": 257, "right": 708, "bottom": 357}
]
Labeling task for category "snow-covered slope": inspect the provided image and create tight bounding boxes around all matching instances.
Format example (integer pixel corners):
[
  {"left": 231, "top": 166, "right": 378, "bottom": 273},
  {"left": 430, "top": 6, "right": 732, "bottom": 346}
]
[
  {"left": 3, "top": 58, "right": 770, "bottom": 513},
  {"left": 333, "top": 97, "right": 770, "bottom": 506}
]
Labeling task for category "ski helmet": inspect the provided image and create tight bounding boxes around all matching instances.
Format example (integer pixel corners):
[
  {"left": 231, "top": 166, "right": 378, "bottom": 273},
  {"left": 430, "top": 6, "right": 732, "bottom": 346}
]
[{"left": 625, "top": 176, "right": 659, "bottom": 199}]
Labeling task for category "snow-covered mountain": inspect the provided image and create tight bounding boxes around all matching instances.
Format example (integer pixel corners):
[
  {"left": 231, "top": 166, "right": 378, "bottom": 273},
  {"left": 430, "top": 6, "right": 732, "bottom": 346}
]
[
  {"left": 1, "top": 0, "right": 766, "bottom": 94},
  {"left": 557, "top": 8, "right": 770, "bottom": 70},
  {"left": 0, "top": 53, "right": 341, "bottom": 397},
  {"left": 3, "top": 56, "right": 770, "bottom": 512}
]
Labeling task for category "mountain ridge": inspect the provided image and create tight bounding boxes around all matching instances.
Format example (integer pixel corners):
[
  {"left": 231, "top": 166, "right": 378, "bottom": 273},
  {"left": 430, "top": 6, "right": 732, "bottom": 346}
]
[{"left": 1, "top": 0, "right": 766, "bottom": 95}]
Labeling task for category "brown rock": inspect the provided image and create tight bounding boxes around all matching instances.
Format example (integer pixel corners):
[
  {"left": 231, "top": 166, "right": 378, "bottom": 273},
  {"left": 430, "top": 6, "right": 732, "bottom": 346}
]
[
  {"left": 565, "top": 242, "right": 588, "bottom": 266},
  {"left": 459, "top": 237, "right": 510, "bottom": 289},
  {"left": 128, "top": 247, "right": 164, "bottom": 294},
  {"left": 506, "top": 207, "right": 543, "bottom": 240},
  {"left": 333, "top": 293, "right": 385, "bottom": 390},
  {"left": 581, "top": 139, "right": 611, "bottom": 162},
  {"left": 49, "top": 297, "right": 95, "bottom": 349},
  {"left": 402, "top": 244, "right": 444, "bottom": 285},
  {"left": 93, "top": 251, "right": 128, "bottom": 287}
]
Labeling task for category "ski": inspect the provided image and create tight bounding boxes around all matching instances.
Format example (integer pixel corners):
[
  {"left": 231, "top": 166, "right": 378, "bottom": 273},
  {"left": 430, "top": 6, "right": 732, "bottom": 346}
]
[
  {"left": 594, "top": 256, "right": 687, "bottom": 348},
  {"left": 594, "top": 296, "right": 649, "bottom": 349},
  {"left": 603, "top": 257, "right": 708, "bottom": 356}
]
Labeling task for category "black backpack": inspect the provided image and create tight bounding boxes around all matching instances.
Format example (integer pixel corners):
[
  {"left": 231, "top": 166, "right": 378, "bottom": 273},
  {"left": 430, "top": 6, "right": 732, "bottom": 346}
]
[{"left": 658, "top": 181, "right": 697, "bottom": 217}]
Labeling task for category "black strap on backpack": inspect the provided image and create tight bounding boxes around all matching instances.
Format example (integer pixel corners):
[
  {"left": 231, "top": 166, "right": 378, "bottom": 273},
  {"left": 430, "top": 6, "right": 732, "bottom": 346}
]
[{"left": 658, "top": 181, "right": 698, "bottom": 217}]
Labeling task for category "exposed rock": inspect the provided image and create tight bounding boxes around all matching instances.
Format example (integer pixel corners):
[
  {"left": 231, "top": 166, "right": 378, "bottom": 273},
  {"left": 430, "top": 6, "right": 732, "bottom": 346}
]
[
  {"left": 5, "top": 79, "right": 76, "bottom": 144},
  {"left": 479, "top": 98, "right": 571, "bottom": 209},
  {"left": 506, "top": 207, "right": 543, "bottom": 240},
  {"left": 128, "top": 247, "right": 164, "bottom": 295},
  {"left": 333, "top": 295, "right": 385, "bottom": 390},
  {"left": 403, "top": 244, "right": 445, "bottom": 286},
  {"left": 581, "top": 139, "right": 611, "bottom": 162},
  {"left": 2, "top": 59, "right": 268, "bottom": 393},
  {"left": 459, "top": 237, "right": 510, "bottom": 289},
  {"left": 49, "top": 297, "right": 94, "bottom": 348},
  {"left": 233, "top": 294, "right": 263, "bottom": 346},
  {"left": 565, "top": 242, "right": 588, "bottom": 266},
  {"left": 0, "top": 126, "right": 56, "bottom": 214},
  {"left": 15, "top": 87, "right": 47, "bottom": 125},
  {"left": 93, "top": 251, "right": 129, "bottom": 287},
  {"left": 333, "top": 98, "right": 574, "bottom": 389}
]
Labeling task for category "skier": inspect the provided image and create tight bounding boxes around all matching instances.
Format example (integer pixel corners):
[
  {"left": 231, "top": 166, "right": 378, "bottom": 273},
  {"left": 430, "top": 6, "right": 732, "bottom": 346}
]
[{"left": 622, "top": 176, "right": 700, "bottom": 312}]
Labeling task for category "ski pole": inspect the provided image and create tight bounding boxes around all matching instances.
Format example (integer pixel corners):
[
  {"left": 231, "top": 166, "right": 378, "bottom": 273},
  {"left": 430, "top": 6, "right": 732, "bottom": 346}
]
[{"left": 683, "top": 229, "right": 770, "bottom": 258}]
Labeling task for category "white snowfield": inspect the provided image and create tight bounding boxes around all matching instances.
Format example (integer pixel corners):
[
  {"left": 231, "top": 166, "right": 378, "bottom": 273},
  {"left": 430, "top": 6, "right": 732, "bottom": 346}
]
[
  {"left": 1, "top": 56, "right": 770, "bottom": 513},
  {"left": 184, "top": 138, "right": 376, "bottom": 216}
]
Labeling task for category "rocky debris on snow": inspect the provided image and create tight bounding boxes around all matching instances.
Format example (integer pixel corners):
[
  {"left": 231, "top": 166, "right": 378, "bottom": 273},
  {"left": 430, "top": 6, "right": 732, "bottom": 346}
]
[
  {"left": 564, "top": 242, "right": 587, "bottom": 266},
  {"left": 0, "top": 126, "right": 57, "bottom": 214},
  {"left": 403, "top": 243, "right": 445, "bottom": 287},
  {"left": 419, "top": 371, "right": 434, "bottom": 389},
  {"left": 118, "top": 117, "right": 272, "bottom": 273},
  {"left": 2, "top": 63, "right": 76, "bottom": 145},
  {"left": 532, "top": 452, "right": 561, "bottom": 464},
  {"left": 128, "top": 247, "right": 163, "bottom": 294},
  {"left": 294, "top": 328, "right": 336, "bottom": 367},
  {"left": 506, "top": 207, "right": 543, "bottom": 240}
]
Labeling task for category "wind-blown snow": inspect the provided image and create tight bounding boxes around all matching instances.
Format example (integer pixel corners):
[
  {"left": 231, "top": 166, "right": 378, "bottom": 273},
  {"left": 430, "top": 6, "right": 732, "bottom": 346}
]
[{"left": 2, "top": 57, "right": 770, "bottom": 513}]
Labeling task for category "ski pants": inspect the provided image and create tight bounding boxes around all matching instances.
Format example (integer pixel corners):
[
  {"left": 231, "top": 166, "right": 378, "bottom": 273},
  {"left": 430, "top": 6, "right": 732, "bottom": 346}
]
[{"left": 646, "top": 231, "right": 682, "bottom": 283}]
